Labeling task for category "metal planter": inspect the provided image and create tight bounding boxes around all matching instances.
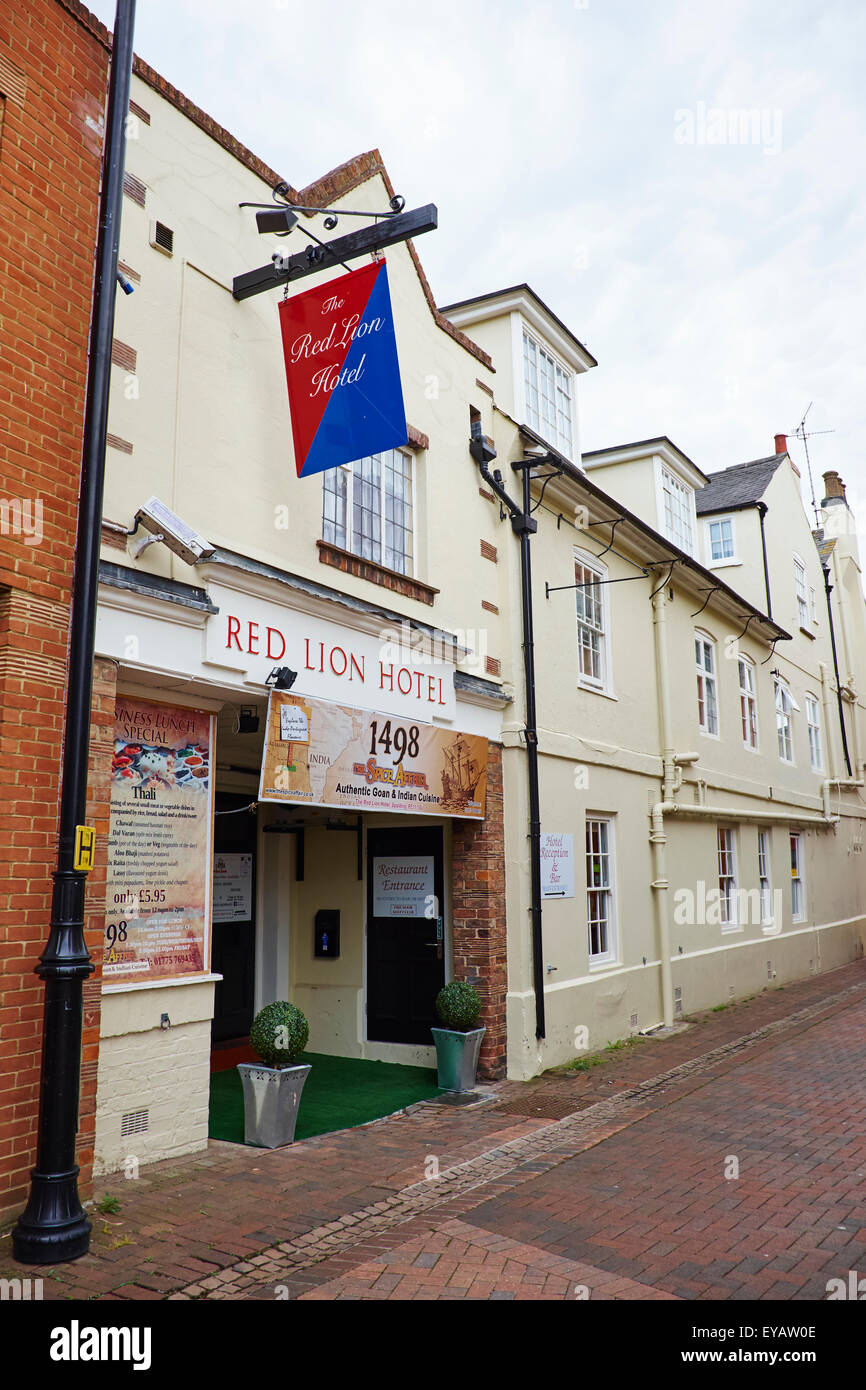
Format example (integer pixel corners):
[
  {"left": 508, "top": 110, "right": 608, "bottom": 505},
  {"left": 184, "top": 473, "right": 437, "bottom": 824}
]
[
  {"left": 237, "top": 1062, "right": 311, "bottom": 1148},
  {"left": 431, "top": 1027, "right": 486, "bottom": 1093}
]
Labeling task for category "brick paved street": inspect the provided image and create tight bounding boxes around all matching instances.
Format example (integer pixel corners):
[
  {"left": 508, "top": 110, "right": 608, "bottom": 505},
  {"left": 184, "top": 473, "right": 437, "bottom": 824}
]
[{"left": 3, "top": 960, "right": 865, "bottom": 1302}]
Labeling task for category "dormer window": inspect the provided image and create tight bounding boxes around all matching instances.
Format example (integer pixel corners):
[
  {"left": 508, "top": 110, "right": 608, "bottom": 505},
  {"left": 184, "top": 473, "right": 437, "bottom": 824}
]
[
  {"left": 658, "top": 464, "right": 696, "bottom": 555},
  {"left": 522, "top": 329, "right": 573, "bottom": 456}
]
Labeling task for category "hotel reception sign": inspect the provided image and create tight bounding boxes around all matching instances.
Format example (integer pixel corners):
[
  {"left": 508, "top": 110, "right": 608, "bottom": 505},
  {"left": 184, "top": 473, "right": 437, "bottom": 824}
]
[{"left": 259, "top": 691, "right": 487, "bottom": 820}]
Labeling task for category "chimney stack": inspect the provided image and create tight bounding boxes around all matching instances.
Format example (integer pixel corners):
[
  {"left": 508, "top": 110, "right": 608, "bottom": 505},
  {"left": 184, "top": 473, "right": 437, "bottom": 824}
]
[
  {"left": 822, "top": 471, "right": 847, "bottom": 506},
  {"left": 774, "top": 433, "right": 787, "bottom": 455}
]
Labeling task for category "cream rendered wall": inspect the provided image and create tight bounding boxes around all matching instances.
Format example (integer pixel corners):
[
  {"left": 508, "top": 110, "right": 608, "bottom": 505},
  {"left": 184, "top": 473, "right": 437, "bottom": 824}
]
[
  {"left": 94, "top": 981, "right": 215, "bottom": 1175},
  {"left": 699, "top": 506, "right": 767, "bottom": 612},
  {"left": 98, "top": 77, "right": 515, "bottom": 1161},
  {"left": 491, "top": 426, "right": 866, "bottom": 1079},
  {"left": 582, "top": 457, "right": 660, "bottom": 528},
  {"left": 105, "top": 73, "right": 505, "bottom": 694}
]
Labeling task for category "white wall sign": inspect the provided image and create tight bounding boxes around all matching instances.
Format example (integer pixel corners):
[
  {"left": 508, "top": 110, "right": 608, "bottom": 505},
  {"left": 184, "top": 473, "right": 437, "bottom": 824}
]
[
  {"left": 204, "top": 580, "right": 457, "bottom": 722},
  {"left": 280, "top": 705, "right": 310, "bottom": 742},
  {"left": 541, "top": 833, "right": 574, "bottom": 899},
  {"left": 372, "top": 856, "right": 435, "bottom": 918},
  {"left": 213, "top": 852, "right": 253, "bottom": 923}
]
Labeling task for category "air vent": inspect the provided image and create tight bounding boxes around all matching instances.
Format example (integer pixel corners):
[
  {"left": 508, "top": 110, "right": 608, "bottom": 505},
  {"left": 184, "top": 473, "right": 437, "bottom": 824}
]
[
  {"left": 150, "top": 220, "right": 174, "bottom": 256},
  {"left": 629, "top": 1012, "right": 638, "bottom": 1029},
  {"left": 674, "top": 986, "right": 683, "bottom": 1017},
  {"left": 121, "top": 1108, "right": 149, "bottom": 1137},
  {"left": 767, "top": 960, "right": 773, "bottom": 980}
]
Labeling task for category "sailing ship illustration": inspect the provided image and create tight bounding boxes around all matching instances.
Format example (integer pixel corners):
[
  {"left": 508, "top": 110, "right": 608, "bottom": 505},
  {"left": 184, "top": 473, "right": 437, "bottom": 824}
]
[{"left": 440, "top": 734, "right": 483, "bottom": 811}]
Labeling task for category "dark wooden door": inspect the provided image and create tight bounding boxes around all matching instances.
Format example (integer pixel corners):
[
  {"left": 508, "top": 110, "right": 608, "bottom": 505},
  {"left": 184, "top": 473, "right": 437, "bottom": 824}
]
[
  {"left": 211, "top": 794, "right": 257, "bottom": 1042},
  {"left": 367, "top": 825, "right": 445, "bottom": 1044}
]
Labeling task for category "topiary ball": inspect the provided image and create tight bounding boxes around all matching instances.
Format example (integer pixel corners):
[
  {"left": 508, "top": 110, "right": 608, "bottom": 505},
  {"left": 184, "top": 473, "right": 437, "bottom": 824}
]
[
  {"left": 435, "top": 981, "right": 481, "bottom": 1033},
  {"left": 249, "top": 1001, "right": 309, "bottom": 1068}
]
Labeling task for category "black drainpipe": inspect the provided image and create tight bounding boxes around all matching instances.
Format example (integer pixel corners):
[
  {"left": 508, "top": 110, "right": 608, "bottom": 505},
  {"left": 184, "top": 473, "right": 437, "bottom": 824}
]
[
  {"left": 821, "top": 560, "right": 853, "bottom": 778},
  {"left": 756, "top": 502, "right": 773, "bottom": 619},
  {"left": 472, "top": 430, "right": 545, "bottom": 1038}
]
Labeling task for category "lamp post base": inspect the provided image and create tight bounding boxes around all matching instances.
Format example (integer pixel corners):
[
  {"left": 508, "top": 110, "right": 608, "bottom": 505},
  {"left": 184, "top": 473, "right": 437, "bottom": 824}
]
[{"left": 12, "top": 1167, "right": 92, "bottom": 1265}]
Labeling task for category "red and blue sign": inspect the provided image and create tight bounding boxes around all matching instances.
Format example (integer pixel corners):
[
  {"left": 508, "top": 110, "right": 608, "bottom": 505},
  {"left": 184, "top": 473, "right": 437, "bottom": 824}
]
[{"left": 278, "top": 259, "right": 407, "bottom": 479}]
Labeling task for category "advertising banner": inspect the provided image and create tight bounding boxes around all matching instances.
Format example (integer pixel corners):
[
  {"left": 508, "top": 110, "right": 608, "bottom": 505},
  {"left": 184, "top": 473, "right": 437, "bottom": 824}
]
[
  {"left": 259, "top": 691, "right": 487, "bottom": 820},
  {"left": 278, "top": 259, "right": 407, "bottom": 478},
  {"left": 104, "top": 697, "right": 215, "bottom": 983}
]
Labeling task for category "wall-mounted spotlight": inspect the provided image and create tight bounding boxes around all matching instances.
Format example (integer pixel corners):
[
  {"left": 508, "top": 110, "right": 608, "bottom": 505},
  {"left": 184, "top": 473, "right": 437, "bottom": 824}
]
[
  {"left": 266, "top": 667, "right": 298, "bottom": 690},
  {"left": 256, "top": 207, "right": 299, "bottom": 236},
  {"left": 237, "top": 706, "right": 260, "bottom": 733}
]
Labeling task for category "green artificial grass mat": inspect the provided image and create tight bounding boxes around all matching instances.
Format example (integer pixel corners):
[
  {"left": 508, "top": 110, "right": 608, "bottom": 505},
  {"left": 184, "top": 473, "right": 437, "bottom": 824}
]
[{"left": 209, "top": 1051, "right": 440, "bottom": 1145}]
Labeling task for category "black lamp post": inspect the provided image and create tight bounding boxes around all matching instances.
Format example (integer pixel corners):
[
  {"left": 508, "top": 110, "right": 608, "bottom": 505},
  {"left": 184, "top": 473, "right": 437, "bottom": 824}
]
[{"left": 13, "top": 0, "right": 137, "bottom": 1264}]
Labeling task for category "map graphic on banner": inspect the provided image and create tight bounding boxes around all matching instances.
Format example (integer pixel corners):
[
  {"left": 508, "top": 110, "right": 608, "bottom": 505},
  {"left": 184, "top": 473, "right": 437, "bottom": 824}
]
[
  {"left": 104, "top": 698, "right": 215, "bottom": 983},
  {"left": 259, "top": 692, "right": 487, "bottom": 820},
  {"left": 278, "top": 259, "right": 407, "bottom": 478}
]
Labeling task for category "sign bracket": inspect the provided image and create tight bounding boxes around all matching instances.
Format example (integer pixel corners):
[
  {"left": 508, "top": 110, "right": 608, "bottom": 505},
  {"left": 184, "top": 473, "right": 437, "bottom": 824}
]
[{"left": 233, "top": 202, "right": 438, "bottom": 301}]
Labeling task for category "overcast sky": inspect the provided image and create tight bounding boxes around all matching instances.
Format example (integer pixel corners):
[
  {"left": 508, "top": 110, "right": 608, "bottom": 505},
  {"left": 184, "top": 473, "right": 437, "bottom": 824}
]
[{"left": 88, "top": 0, "right": 866, "bottom": 523}]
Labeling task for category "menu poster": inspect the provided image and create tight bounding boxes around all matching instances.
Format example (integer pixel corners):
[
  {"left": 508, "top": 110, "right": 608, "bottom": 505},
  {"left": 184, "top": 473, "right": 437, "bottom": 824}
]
[
  {"left": 104, "top": 697, "right": 215, "bottom": 983},
  {"left": 213, "top": 853, "right": 253, "bottom": 924}
]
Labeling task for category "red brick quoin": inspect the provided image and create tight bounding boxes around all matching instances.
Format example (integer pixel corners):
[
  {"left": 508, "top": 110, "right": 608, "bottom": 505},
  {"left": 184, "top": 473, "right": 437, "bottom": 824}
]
[{"left": 450, "top": 742, "right": 507, "bottom": 1080}]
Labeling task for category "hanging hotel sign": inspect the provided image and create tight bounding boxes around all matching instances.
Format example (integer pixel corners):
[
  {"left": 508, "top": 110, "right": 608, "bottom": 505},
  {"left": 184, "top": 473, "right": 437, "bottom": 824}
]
[
  {"left": 259, "top": 691, "right": 487, "bottom": 820},
  {"left": 278, "top": 259, "right": 407, "bottom": 478},
  {"left": 103, "top": 697, "right": 215, "bottom": 983}
]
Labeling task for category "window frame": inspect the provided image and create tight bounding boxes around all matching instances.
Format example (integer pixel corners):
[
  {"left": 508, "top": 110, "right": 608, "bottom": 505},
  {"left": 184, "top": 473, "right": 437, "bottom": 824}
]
[
  {"left": 586, "top": 816, "right": 617, "bottom": 967},
  {"left": 790, "top": 832, "right": 806, "bottom": 921},
  {"left": 757, "top": 829, "right": 774, "bottom": 928},
  {"left": 695, "top": 630, "right": 720, "bottom": 738},
  {"left": 705, "top": 514, "right": 738, "bottom": 567},
  {"left": 717, "top": 826, "right": 740, "bottom": 932},
  {"left": 574, "top": 548, "right": 612, "bottom": 695},
  {"left": 321, "top": 448, "right": 415, "bottom": 577},
  {"left": 738, "top": 655, "right": 759, "bottom": 751},
  {"left": 522, "top": 327, "right": 574, "bottom": 457},
  {"left": 656, "top": 462, "right": 697, "bottom": 557},
  {"left": 793, "top": 554, "right": 809, "bottom": 630},
  {"left": 774, "top": 677, "right": 797, "bottom": 764},
  {"left": 805, "top": 694, "right": 823, "bottom": 772}
]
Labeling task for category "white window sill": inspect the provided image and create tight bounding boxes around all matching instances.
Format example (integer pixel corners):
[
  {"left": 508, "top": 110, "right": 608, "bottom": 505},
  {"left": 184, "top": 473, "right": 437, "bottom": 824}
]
[
  {"left": 577, "top": 682, "right": 618, "bottom": 701},
  {"left": 799, "top": 626, "right": 816, "bottom": 640},
  {"left": 708, "top": 557, "right": 741, "bottom": 569}
]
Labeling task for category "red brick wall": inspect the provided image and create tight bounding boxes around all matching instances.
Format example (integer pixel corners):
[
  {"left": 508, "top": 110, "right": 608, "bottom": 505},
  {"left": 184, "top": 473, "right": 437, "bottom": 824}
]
[
  {"left": 450, "top": 742, "right": 507, "bottom": 1079},
  {"left": 0, "top": 0, "right": 108, "bottom": 1219}
]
